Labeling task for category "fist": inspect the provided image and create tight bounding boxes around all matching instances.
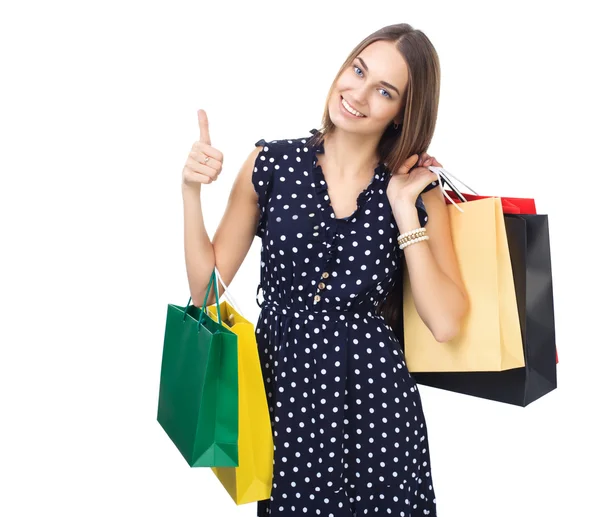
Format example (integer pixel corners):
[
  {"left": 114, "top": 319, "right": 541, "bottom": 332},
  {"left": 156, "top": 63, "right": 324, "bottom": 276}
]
[
  {"left": 182, "top": 109, "right": 224, "bottom": 189},
  {"left": 386, "top": 153, "right": 442, "bottom": 205}
]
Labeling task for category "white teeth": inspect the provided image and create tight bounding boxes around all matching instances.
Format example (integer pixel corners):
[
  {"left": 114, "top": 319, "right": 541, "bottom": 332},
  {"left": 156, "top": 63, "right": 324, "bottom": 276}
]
[{"left": 342, "top": 97, "right": 365, "bottom": 117}]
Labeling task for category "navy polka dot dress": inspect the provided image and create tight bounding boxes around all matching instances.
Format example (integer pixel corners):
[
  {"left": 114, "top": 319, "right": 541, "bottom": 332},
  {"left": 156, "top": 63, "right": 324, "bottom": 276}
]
[{"left": 252, "top": 128, "right": 438, "bottom": 516}]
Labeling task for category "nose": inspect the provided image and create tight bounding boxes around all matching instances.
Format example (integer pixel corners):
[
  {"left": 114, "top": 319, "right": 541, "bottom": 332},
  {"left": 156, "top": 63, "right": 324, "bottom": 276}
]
[{"left": 352, "top": 85, "right": 369, "bottom": 108}]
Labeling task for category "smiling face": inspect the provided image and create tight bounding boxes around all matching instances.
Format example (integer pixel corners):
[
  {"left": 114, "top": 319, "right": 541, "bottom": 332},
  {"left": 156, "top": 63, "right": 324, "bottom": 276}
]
[{"left": 328, "top": 40, "right": 410, "bottom": 137}]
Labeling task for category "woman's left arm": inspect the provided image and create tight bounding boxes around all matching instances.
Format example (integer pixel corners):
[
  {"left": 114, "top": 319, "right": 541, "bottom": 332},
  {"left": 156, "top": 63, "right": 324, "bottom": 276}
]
[{"left": 392, "top": 184, "right": 468, "bottom": 343}]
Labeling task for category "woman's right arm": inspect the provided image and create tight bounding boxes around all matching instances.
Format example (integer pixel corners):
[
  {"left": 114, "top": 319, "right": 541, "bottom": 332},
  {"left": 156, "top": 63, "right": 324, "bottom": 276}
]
[{"left": 181, "top": 125, "right": 262, "bottom": 307}]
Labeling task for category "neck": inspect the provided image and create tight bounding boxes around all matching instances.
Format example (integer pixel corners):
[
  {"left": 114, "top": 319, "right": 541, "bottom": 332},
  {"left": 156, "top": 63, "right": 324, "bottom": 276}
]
[{"left": 322, "top": 129, "right": 381, "bottom": 180}]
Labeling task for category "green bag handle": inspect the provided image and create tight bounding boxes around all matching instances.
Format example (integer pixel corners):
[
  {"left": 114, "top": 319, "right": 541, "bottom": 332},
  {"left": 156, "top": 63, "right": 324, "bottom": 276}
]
[{"left": 183, "top": 268, "right": 223, "bottom": 331}]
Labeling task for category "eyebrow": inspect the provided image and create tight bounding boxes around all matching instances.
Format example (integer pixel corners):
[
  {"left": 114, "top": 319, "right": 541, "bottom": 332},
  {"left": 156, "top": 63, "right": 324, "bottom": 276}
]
[{"left": 356, "top": 56, "right": 401, "bottom": 96}]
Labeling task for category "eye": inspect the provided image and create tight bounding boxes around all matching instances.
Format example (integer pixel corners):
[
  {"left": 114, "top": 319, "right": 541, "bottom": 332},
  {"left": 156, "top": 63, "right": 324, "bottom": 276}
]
[{"left": 353, "top": 65, "right": 392, "bottom": 99}]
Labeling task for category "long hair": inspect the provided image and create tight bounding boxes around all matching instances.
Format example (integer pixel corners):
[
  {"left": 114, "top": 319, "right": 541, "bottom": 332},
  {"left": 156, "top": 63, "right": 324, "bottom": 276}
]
[{"left": 307, "top": 23, "right": 441, "bottom": 338}]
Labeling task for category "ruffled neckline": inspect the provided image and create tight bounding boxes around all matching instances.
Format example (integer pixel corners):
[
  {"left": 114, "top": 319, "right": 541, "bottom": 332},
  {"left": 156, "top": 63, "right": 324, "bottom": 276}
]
[{"left": 308, "top": 128, "right": 390, "bottom": 223}]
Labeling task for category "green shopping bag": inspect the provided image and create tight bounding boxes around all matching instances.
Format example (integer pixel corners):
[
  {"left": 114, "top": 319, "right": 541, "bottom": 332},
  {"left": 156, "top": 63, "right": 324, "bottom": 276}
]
[{"left": 157, "top": 269, "right": 239, "bottom": 467}]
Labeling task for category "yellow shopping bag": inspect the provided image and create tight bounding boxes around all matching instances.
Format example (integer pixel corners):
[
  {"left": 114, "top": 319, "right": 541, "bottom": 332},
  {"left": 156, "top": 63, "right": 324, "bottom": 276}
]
[
  {"left": 403, "top": 197, "right": 525, "bottom": 372},
  {"left": 207, "top": 295, "right": 273, "bottom": 504}
]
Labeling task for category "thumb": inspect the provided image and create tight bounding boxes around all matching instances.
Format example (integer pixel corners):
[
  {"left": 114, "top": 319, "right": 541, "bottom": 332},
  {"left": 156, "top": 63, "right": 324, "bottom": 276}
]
[
  {"left": 397, "top": 154, "right": 419, "bottom": 175},
  {"left": 197, "top": 109, "right": 211, "bottom": 145}
]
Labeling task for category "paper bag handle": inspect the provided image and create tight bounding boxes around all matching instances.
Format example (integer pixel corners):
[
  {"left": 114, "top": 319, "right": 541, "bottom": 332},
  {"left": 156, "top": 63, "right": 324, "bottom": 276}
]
[{"left": 427, "top": 165, "right": 480, "bottom": 214}]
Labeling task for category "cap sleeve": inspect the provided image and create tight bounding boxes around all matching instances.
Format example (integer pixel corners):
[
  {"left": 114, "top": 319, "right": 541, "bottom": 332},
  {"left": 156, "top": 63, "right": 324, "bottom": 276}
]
[
  {"left": 252, "top": 138, "right": 275, "bottom": 238},
  {"left": 415, "top": 196, "right": 429, "bottom": 227},
  {"left": 420, "top": 177, "right": 440, "bottom": 194},
  {"left": 415, "top": 176, "right": 444, "bottom": 227}
]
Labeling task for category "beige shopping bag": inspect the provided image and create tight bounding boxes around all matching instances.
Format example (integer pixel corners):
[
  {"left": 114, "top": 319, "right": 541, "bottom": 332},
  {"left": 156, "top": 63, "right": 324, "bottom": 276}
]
[{"left": 403, "top": 197, "right": 525, "bottom": 372}]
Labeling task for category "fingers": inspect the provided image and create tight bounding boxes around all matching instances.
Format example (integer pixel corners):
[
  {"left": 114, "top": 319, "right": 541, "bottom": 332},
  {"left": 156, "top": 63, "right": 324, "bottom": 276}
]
[
  {"left": 412, "top": 168, "right": 440, "bottom": 191},
  {"left": 197, "top": 109, "right": 211, "bottom": 146},
  {"left": 417, "top": 152, "right": 442, "bottom": 169},
  {"left": 191, "top": 142, "right": 223, "bottom": 164},
  {"left": 185, "top": 157, "right": 219, "bottom": 180},
  {"left": 188, "top": 149, "right": 223, "bottom": 176},
  {"left": 184, "top": 145, "right": 222, "bottom": 184},
  {"left": 397, "top": 154, "right": 419, "bottom": 175}
]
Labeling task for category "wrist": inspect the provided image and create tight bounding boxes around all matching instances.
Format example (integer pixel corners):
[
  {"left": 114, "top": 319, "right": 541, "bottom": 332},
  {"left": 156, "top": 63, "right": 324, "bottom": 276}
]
[
  {"left": 392, "top": 194, "right": 418, "bottom": 210},
  {"left": 391, "top": 196, "right": 418, "bottom": 218},
  {"left": 392, "top": 198, "right": 421, "bottom": 234},
  {"left": 182, "top": 183, "right": 201, "bottom": 197}
]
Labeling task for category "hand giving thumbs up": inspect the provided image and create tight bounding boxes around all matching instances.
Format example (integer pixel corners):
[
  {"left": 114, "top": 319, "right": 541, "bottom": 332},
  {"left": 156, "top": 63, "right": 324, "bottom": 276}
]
[{"left": 182, "top": 109, "right": 224, "bottom": 190}]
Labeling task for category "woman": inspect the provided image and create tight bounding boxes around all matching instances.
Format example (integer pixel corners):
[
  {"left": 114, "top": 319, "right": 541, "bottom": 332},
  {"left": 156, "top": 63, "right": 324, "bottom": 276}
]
[{"left": 181, "top": 22, "right": 467, "bottom": 517}]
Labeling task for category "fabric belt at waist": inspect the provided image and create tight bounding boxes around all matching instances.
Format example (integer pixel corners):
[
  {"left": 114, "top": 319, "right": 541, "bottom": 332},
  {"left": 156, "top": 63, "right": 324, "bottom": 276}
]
[
  {"left": 259, "top": 300, "right": 383, "bottom": 320},
  {"left": 256, "top": 284, "right": 385, "bottom": 319}
]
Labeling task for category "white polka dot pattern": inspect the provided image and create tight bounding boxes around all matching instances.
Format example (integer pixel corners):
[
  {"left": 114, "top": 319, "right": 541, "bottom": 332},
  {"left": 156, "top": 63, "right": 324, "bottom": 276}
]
[{"left": 251, "top": 129, "right": 437, "bottom": 516}]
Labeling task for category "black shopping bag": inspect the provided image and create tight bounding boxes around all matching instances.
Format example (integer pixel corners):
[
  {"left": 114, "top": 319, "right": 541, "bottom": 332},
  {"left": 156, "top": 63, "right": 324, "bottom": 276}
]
[{"left": 407, "top": 214, "right": 557, "bottom": 407}]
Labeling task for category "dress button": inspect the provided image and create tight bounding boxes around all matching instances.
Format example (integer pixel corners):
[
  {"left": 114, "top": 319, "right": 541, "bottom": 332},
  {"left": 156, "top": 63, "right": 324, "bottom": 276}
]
[
  {"left": 314, "top": 294, "right": 321, "bottom": 302},
  {"left": 318, "top": 282, "right": 325, "bottom": 290},
  {"left": 322, "top": 272, "right": 329, "bottom": 278}
]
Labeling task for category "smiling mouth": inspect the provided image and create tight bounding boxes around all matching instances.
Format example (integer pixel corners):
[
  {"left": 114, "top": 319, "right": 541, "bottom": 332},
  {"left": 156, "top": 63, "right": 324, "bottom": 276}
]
[{"left": 340, "top": 95, "right": 366, "bottom": 117}]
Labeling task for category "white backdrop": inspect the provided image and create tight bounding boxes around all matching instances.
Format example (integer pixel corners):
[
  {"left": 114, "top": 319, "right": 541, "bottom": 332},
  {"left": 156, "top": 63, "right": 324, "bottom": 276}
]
[{"left": 1, "top": 1, "right": 598, "bottom": 516}]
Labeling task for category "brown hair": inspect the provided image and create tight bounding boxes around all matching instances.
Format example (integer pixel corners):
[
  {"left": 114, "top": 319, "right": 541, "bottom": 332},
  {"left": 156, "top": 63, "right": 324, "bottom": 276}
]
[{"left": 307, "top": 23, "right": 441, "bottom": 339}]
